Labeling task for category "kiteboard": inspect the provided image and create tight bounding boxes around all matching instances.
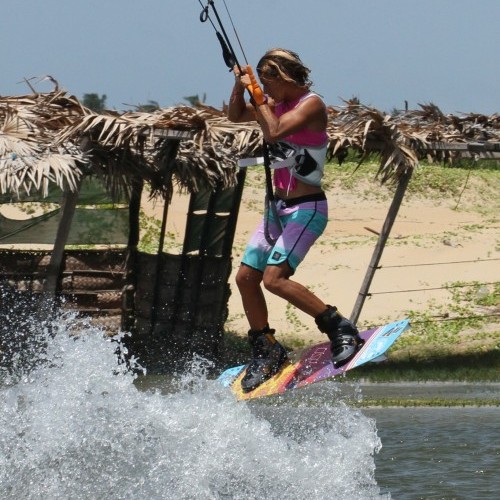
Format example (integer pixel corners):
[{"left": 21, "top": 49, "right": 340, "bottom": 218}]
[{"left": 218, "top": 318, "right": 410, "bottom": 400}]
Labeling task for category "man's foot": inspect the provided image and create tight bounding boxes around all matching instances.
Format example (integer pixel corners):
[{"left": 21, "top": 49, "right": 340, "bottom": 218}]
[
  {"left": 241, "top": 325, "right": 288, "bottom": 393},
  {"left": 315, "top": 306, "right": 363, "bottom": 367}
]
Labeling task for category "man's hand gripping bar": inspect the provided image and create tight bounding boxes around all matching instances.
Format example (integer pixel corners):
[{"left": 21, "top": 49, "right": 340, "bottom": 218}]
[{"left": 245, "top": 65, "right": 266, "bottom": 106}]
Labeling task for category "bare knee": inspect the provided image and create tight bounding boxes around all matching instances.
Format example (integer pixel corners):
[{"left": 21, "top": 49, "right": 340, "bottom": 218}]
[
  {"left": 235, "top": 265, "right": 262, "bottom": 293},
  {"left": 262, "top": 267, "right": 288, "bottom": 295},
  {"left": 262, "top": 274, "right": 279, "bottom": 295}
]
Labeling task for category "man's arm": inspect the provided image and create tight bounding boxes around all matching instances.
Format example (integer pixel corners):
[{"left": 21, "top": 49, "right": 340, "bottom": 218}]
[{"left": 227, "top": 85, "right": 256, "bottom": 122}]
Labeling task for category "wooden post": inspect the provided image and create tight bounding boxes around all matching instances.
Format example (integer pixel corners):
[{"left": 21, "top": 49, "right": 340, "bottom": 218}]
[
  {"left": 148, "top": 194, "right": 170, "bottom": 333},
  {"left": 350, "top": 170, "right": 412, "bottom": 325},
  {"left": 149, "top": 139, "right": 180, "bottom": 333},
  {"left": 42, "top": 136, "right": 89, "bottom": 302},
  {"left": 121, "top": 176, "right": 143, "bottom": 332},
  {"left": 43, "top": 180, "right": 82, "bottom": 299}
]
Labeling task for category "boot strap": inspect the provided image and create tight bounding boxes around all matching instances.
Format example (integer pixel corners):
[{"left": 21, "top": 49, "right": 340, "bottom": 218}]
[{"left": 248, "top": 325, "right": 275, "bottom": 343}]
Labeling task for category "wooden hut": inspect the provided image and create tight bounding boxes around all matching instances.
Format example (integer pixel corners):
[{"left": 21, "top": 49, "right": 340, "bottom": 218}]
[
  {"left": 1, "top": 86, "right": 498, "bottom": 371},
  {"left": 0, "top": 89, "right": 263, "bottom": 370}
]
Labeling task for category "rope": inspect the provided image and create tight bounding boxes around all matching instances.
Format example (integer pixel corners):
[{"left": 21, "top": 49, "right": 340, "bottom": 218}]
[
  {"left": 222, "top": 0, "right": 249, "bottom": 65},
  {"left": 454, "top": 159, "right": 476, "bottom": 210},
  {"left": 380, "top": 258, "right": 500, "bottom": 269},
  {"left": 363, "top": 312, "right": 500, "bottom": 331},
  {"left": 365, "top": 281, "right": 499, "bottom": 296}
]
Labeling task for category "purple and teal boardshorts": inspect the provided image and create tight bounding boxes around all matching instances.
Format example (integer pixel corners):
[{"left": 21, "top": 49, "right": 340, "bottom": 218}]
[{"left": 242, "top": 192, "right": 328, "bottom": 273}]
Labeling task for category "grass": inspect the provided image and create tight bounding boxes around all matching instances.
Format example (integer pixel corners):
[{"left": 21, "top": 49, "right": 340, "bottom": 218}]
[
  {"left": 350, "top": 351, "right": 500, "bottom": 383},
  {"left": 222, "top": 159, "right": 500, "bottom": 382},
  {"left": 349, "top": 280, "right": 499, "bottom": 382},
  {"left": 322, "top": 155, "right": 500, "bottom": 210},
  {"left": 137, "top": 210, "right": 184, "bottom": 254}
]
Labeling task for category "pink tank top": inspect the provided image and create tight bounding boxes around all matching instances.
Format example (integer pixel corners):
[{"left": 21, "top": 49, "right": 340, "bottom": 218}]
[{"left": 273, "top": 92, "right": 328, "bottom": 192}]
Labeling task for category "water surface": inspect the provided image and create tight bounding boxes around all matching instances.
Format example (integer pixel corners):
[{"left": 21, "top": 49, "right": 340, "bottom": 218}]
[{"left": 1, "top": 313, "right": 498, "bottom": 499}]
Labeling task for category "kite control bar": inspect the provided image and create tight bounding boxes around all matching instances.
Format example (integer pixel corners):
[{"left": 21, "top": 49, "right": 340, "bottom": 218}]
[
  {"left": 198, "top": 0, "right": 264, "bottom": 104},
  {"left": 198, "top": 0, "right": 280, "bottom": 242}
]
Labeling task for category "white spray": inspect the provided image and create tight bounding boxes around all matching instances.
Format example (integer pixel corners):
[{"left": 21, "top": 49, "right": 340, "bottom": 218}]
[{"left": 0, "top": 310, "right": 387, "bottom": 499}]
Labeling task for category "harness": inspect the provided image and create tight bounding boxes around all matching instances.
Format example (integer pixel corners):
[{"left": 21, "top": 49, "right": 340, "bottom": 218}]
[{"left": 267, "top": 141, "right": 328, "bottom": 187}]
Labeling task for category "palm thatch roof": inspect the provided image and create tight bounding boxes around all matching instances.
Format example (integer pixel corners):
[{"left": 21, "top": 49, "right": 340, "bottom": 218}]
[
  {"left": 0, "top": 91, "right": 87, "bottom": 197},
  {"left": 327, "top": 100, "right": 500, "bottom": 183},
  {"left": 1, "top": 88, "right": 498, "bottom": 200},
  {"left": 55, "top": 103, "right": 262, "bottom": 198}
]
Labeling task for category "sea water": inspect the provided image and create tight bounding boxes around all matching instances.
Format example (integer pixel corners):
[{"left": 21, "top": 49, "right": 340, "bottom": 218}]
[{"left": 1, "top": 309, "right": 498, "bottom": 499}]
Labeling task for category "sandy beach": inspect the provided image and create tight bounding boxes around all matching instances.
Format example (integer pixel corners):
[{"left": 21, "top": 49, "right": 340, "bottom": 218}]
[
  {"left": 1, "top": 164, "right": 497, "bottom": 349},
  {"left": 144, "top": 167, "right": 499, "bottom": 346}
]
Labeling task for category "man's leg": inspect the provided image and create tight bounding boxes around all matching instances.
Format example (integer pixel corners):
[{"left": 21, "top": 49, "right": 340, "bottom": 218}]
[
  {"left": 262, "top": 262, "right": 327, "bottom": 317},
  {"left": 263, "top": 263, "right": 361, "bottom": 368},
  {"left": 235, "top": 264, "right": 268, "bottom": 330},
  {"left": 236, "top": 263, "right": 288, "bottom": 392}
]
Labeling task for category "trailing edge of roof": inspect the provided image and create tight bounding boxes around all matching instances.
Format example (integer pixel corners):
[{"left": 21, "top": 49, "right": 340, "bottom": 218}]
[{"left": 1, "top": 91, "right": 498, "bottom": 197}]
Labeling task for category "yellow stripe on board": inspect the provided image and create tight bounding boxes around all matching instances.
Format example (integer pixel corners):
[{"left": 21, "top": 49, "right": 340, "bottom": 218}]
[{"left": 232, "top": 362, "right": 298, "bottom": 401}]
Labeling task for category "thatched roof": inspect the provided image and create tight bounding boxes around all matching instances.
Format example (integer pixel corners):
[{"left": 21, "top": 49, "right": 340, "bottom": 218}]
[
  {"left": 327, "top": 100, "right": 500, "bottom": 183},
  {"left": 0, "top": 91, "right": 87, "bottom": 197},
  {"left": 1, "top": 88, "right": 498, "bottom": 199},
  {"left": 55, "top": 103, "right": 262, "bottom": 197}
]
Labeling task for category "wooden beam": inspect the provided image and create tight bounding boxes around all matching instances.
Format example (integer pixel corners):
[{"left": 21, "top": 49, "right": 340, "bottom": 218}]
[
  {"left": 140, "top": 128, "right": 193, "bottom": 140},
  {"left": 42, "top": 136, "right": 91, "bottom": 302},
  {"left": 42, "top": 181, "right": 82, "bottom": 299},
  {"left": 363, "top": 140, "right": 500, "bottom": 158},
  {"left": 350, "top": 170, "right": 412, "bottom": 325}
]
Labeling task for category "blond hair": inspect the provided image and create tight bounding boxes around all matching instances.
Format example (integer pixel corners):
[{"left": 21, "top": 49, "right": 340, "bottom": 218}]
[{"left": 256, "top": 48, "right": 312, "bottom": 88}]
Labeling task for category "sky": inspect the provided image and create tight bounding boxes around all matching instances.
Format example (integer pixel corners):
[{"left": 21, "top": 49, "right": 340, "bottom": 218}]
[{"left": 1, "top": 0, "right": 498, "bottom": 115}]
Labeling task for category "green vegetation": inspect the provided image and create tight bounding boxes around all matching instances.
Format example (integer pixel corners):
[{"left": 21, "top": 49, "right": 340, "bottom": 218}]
[
  {"left": 330, "top": 281, "right": 498, "bottom": 383},
  {"left": 397, "top": 282, "right": 498, "bottom": 346},
  {"left": 224, "top": 159, "right": 500, "bottom": 384},
  {"left": 355, "top": 281, "right": 499, "bottom": 382},
  {"left": 353, "top": 397, "right": 499, "bottom": 408},
  {"left": 183, "top": 93, "right": 206, "bottom": 106},
  {"left": 135, "top": 100, "right": 160, "bottom": 112},
  {"left": 138, "top": 211, "right": 162, "bottom": 253},
  {"left": 82, "top": 93, "right": 107, "bottom": 112},
  {"left": 137, "top": 210, "right": 183, "bottom": 254},
  {"left": 322, "top": 156, "right": 500, "bottom": 208},
  {"left": 350, "top": 351, "right": 499, "bottom": 383}
]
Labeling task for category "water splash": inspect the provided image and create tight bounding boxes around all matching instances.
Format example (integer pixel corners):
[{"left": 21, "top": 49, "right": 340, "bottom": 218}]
[{"left": 0, "top": 310, "right": 386, "bottom": 499}]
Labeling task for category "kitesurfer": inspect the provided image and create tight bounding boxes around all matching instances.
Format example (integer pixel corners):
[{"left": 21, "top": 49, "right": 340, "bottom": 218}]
[{"left": 228, "top": 48, "right": 362, "bottom": 392}]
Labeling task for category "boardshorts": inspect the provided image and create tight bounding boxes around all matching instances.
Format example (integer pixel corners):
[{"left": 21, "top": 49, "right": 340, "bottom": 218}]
[{"left": 241, "top": 192, "right": 328, "bottom": 273}]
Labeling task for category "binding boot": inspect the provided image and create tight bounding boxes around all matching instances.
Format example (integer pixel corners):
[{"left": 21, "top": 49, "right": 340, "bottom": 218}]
[
  {"left": 241, "top": 325, "right": 288, "bottom": 393},
  {"left": 315, "top": 306, "right": 363, "bottom": 367}
]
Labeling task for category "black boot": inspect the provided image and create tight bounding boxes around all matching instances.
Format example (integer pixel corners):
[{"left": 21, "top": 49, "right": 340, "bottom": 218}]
[
  {"left": 315, "top": 306, "right": 363, "bottom": 368},
  {"left": 241, "top": 325, "right": 288, "bottom": 393}
]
